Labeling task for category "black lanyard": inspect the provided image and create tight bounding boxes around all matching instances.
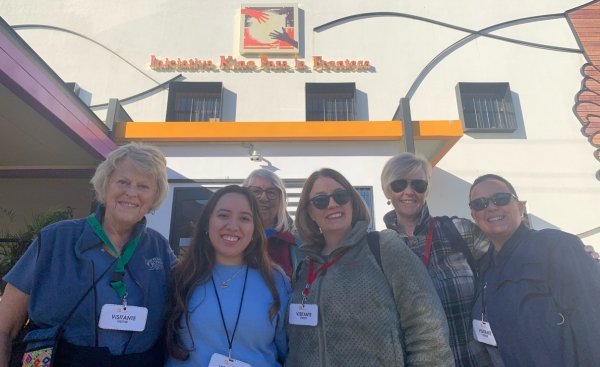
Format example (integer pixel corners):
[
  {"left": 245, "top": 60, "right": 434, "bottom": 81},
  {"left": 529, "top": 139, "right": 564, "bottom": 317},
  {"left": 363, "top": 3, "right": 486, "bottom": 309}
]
[
  {"left": 480, "top": 281, "right": 488, "bottom": 322},
  {"left": 211, "top": 265, "right": 249, "bottom": 360}
]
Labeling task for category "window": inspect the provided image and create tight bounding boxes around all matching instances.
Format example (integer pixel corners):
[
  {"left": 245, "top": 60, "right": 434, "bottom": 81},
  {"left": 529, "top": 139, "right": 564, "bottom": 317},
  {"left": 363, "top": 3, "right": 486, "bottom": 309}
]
[
  {"left": 166, "top": 82, "right": 222, "bottom": 122},
  {"left": 169, "top": 186, "right": 215, "bottom": 254},
  {"left": 456, "top": 82, "right": 517, "bottom": 132},
  {"left": 355, "top": 187, "right": 374, "bottom": 231},
  {"left": 306, "top": 83, "right": 356, "bottom": 121}
]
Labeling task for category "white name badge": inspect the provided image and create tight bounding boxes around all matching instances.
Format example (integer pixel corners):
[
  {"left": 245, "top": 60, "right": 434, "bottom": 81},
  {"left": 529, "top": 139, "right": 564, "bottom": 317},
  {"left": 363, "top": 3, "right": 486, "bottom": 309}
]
[
  {"left": 472, "top": 319, "right": 497, "bottom": 346},
  {"left": 208, "top": 353, "right": 252, "bottom": 367},
  {"left": 98, "top": 304, "right": 148, "bottom": 332},
  {"left": 288, "top": 303, "right": 318, "bottom": 326}
]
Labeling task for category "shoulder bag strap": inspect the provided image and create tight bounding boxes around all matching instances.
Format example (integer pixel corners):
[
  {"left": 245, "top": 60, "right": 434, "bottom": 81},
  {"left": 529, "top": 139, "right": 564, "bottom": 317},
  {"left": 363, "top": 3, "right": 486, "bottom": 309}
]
[
  {"left": 60, "top": 258, "right": 118, "bottom": 334},
  {"left": 438, "top": 216, "right": 478, "bottom": 278},
  {"left": 366, "top": 231, "right": 383, "bottom": 272},
  {"left": 34, "top": 228, "right": 118, "bottom": 339}
]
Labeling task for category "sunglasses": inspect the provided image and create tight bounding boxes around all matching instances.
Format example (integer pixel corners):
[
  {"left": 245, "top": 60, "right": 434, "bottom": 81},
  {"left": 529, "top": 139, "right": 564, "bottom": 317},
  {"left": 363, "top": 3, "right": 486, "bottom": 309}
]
[
  {"left": 469, "top": 192, "right": 518, "bottom": 211},
  {"left": 390, "top": 179, "right": 428, "bottom": 194},
  {"left": 248, "top": 186, "right": 279, "bottom": 201},
  {"left": 309, "top": 189, "right": 352, "bottom": 210}
]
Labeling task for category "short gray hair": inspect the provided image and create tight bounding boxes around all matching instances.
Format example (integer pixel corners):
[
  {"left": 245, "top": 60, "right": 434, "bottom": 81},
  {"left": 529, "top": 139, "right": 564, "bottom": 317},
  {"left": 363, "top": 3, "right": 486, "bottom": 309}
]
[
  {"left": 381, "top": 153, "right": 432, "bottom": 194},
  {"left": 242, "top": 169, "right": 291, "bottom": 232},
  {"left": 90, "top": 142, "right": 168, "bottom": 212}
]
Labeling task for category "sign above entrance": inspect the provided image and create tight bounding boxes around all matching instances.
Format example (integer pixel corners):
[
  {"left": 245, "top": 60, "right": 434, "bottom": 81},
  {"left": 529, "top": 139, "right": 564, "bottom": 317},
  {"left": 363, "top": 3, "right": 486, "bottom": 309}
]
[
  {"left": 149, "top": 3, "right": 372, "bottom": 73},
  {"left": 149, "top": 55, "right": 372, "bottom": 73},
  {"left": 240, "top": 4, "right": 299, "bottom": 55}
]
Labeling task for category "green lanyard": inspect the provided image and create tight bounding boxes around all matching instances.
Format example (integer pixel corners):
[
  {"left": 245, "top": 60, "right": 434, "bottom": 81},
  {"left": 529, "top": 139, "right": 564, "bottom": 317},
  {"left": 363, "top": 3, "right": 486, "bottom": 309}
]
[{"left": 86, "top": 214, "right": 141, "bottom": 302}]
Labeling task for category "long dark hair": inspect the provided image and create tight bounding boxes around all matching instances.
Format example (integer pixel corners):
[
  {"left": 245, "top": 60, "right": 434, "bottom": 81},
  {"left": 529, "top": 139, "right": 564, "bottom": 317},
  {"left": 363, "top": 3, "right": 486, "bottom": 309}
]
[{"left": 165, "top": 185, "right": 279, "bottom": 360}]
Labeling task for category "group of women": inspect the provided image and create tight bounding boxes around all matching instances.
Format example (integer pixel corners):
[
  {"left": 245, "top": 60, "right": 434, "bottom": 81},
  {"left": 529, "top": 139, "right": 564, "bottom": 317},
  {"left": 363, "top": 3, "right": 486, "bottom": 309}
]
[{"left": 0, "top": 142, "right": 598, "bottom": 367}]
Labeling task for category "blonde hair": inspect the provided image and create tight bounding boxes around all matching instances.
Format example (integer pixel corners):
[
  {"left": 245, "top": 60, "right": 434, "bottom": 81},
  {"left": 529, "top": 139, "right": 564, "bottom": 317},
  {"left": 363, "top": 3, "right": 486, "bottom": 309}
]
[
  {"left": 381, "top": 153, "right": 432, "bottom": 194},
  {"left": 90, "top": 142, "right": 168, "bottom": 211}
]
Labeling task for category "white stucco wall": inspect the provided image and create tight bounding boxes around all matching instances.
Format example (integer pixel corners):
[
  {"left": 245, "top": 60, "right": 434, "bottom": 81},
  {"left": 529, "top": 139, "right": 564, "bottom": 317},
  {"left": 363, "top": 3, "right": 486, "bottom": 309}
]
[{"left": 2, "top": 0, "right": 598, "bottom": 247}]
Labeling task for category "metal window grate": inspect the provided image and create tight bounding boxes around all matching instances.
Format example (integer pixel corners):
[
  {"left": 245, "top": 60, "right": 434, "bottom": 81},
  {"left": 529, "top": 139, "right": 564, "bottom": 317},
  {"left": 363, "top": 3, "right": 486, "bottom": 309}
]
[
  {"left": 306, "top": 95, "right": 355, "bottom": 121},
  {"left": 166, "top": 82, "right": 223, "bottom": 122},
  {"left": 306, "top": 83, "right": 357, "bottom": 121},
  {"left": 173, "top": 92, "right": 221, "bottom": 122},
  {"left": 457, "top": 83, "right": 517, "bottom": 132}
]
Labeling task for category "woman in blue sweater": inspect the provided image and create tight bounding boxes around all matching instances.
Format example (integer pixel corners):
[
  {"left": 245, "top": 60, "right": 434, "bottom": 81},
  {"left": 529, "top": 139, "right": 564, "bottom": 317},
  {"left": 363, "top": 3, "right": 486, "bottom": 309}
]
[{"left": 165, "top": 185, "right": 290, "bottom": 367}]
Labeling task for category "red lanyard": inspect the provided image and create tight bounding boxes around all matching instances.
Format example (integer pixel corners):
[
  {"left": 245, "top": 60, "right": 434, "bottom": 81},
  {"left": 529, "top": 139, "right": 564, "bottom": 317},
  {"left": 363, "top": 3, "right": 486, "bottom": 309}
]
[
  {"left": 301, "top": 250, "right": 347, "bottom": 300},
  {"left": 422, "top": 217, "right": 436, "bottom": 268}
]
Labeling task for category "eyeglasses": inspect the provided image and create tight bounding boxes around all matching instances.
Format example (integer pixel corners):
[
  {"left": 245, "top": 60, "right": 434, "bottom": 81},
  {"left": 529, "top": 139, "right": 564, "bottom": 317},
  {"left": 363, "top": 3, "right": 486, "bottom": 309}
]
[
  {"left": 247, "top": 186, "right": 280, "bottom": 201},
  {"left": 390, "top": 179, "right": 428, "bottom": 194},
  {"left": 469, "top": 192, "right": 518, "bottom": 211},
  {"left": 309, "top": 189, "right": 351, "bottom": 210}
]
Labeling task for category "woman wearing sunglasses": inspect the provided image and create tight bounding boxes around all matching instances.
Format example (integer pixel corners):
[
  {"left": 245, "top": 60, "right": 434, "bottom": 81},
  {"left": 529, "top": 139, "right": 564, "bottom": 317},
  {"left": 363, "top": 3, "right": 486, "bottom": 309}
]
[
  {"left": 469, "top": 174, "right": 600, "bottom": 367},
  {"left": 381, "top": 153, "right": 491, "bottom": 367},
  {"left": 285, "top": 168, "right": 454, "bottom": 367}
]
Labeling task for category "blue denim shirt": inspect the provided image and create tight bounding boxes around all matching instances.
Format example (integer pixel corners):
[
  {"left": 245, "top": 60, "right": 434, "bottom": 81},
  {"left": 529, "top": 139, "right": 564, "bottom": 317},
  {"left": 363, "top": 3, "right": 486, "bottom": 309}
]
[
  {"left": 5, "top": 207, "right": 177, "bottom": 355},
  {"left": 472, "top": 224, "right": 600, "bottom": 366}
]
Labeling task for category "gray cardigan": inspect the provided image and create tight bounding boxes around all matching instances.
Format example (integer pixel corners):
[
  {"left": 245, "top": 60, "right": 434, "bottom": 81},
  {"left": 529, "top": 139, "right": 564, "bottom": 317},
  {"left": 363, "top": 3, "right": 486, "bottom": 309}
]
[{"left": 286, "top": 221, "right": 454, "bottom": 367}]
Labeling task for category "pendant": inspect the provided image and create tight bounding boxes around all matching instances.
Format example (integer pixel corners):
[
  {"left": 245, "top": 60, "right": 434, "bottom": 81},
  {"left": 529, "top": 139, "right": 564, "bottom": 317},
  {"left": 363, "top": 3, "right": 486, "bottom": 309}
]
[{"left": 220, "top": 282, "right": 228, "bottom": 289}]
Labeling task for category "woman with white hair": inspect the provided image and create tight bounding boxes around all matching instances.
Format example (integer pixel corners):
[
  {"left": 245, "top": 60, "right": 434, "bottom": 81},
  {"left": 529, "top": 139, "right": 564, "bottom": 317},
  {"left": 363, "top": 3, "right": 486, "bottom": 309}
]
[
  {"left": 243, "top": 169, "right": 297, "bottom": 277},
  {"left": 0, "top": 142, "right": 176, "bottom": 367}
]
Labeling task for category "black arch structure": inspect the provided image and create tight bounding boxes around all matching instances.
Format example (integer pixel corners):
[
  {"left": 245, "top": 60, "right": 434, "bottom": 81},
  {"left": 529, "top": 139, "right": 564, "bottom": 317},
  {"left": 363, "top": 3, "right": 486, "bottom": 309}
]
[
  {"left": 314, "top": 12, "right": 583, "bottom": 151},
  {"left": 12, "top": 24, "right": 179, "bottom": 109}
]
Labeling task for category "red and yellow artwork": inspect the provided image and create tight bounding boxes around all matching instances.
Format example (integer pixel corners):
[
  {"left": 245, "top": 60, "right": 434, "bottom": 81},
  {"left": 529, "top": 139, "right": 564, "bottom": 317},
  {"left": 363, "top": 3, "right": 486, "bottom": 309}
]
[
  {"left": 240, "top": 4, "right": 299, "bottom": 55},
  {"left": 567, "top": 0, "right": 600, "bottom": 167}
]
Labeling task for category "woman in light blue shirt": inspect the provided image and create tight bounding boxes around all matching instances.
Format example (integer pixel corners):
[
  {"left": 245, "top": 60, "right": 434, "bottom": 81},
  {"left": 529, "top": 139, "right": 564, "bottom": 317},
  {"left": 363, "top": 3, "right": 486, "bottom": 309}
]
[{"left": 165, "top": 185, "right": 290, "bottom": 367}]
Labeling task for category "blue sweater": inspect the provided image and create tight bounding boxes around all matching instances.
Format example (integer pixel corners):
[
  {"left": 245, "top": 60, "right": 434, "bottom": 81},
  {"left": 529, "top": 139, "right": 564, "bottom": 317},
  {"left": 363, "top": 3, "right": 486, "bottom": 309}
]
[
  {"left": 4, "top": 207, "right": 176, "bottom": 355},
  {"left": 166, "top": 265, "right": 290, "bottom": 367}
]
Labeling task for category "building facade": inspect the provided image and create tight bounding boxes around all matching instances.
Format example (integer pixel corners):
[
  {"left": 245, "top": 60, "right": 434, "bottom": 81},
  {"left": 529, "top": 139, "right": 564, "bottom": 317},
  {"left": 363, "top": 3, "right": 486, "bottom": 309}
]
[
  {"left": 0, "top": 16, "right": 116, "bottom": 233},
  {"left": 1, "top": 0, "right": 599, "bottom": 250}
]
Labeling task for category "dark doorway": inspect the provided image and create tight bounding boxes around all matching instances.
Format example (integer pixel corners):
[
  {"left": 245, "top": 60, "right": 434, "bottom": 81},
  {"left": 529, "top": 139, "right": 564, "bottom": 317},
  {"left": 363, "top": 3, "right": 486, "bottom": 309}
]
[{"left": 169, "top": 186, "right": 214, "bottom": 255}]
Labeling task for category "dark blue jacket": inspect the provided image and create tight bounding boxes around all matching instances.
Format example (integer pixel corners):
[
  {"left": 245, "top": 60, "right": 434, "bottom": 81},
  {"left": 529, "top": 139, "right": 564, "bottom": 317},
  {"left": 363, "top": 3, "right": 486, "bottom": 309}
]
[
  {"left": 472, "top": 224, "right": 600, "bottom": 366},
  {"left": 5, "top": 207, "right": 176, "bottom": 354}
]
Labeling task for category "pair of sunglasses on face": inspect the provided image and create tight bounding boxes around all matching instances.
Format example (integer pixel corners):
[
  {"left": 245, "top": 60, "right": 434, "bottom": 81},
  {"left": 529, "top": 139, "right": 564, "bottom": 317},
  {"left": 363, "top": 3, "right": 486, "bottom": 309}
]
[
  {"left": 390, "top": 179, "right": 428, "bottom": 194},
  {"left": 469, "top": 192, "right": 518, "bottom": 211},
  {"left": 309, "top": 189, "right": 351, "bottom": 210}
]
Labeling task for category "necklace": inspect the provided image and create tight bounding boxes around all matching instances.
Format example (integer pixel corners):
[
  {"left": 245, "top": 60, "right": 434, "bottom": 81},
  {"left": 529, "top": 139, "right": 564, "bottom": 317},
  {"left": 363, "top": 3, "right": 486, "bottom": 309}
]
[{"left": 215, "top": 265, "right": 246, "bottom": 289}]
